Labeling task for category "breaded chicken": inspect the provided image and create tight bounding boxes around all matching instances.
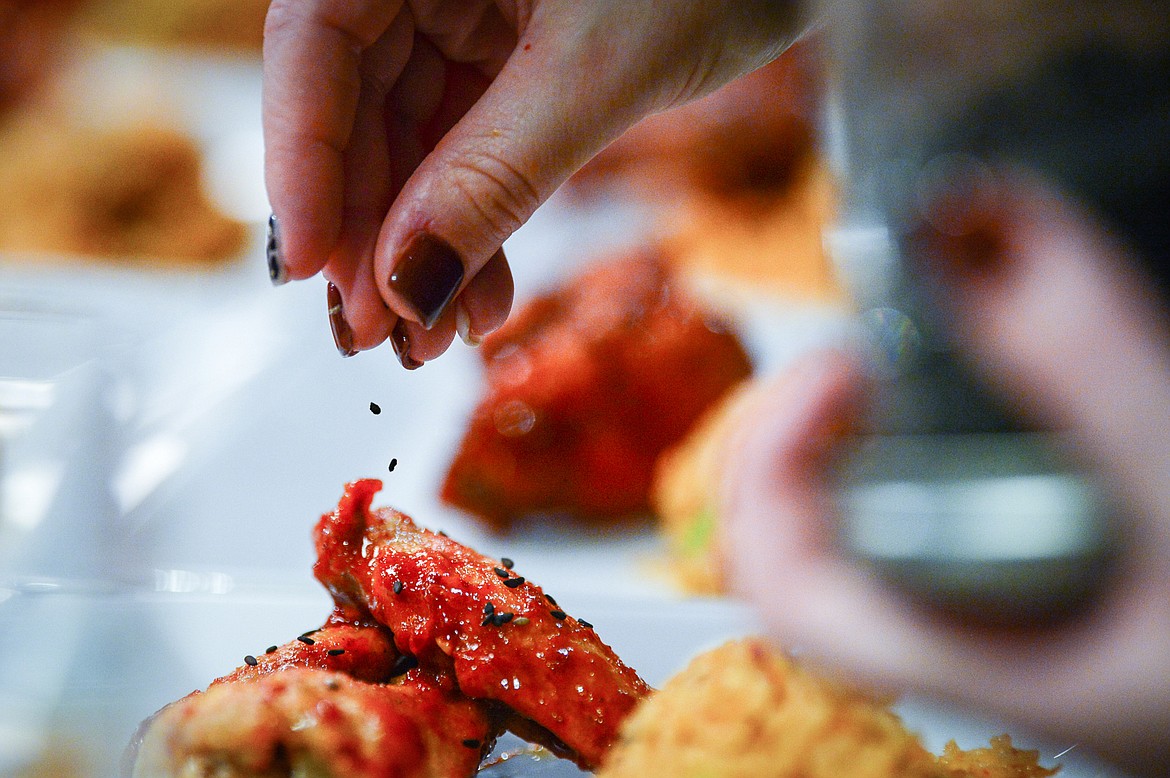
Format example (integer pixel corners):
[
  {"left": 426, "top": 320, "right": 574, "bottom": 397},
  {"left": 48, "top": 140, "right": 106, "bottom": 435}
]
[
  {"left": 0, "top": 115, "right": 246, "bottom": 263},
  {"left": 314, "top": 479, "right": 652, "bottom": 770},
  {"left": 650, "top": 379, "right": 757, "bottom": 593},
  {"left": 937, "top": 736, "right": 1060, "bottom": 778},
  {"left": 598, "top": 639, "right": 1057, "bottom": 778},
  {"left": 132, "top": 667, "right": 497, "bottom": 778}
]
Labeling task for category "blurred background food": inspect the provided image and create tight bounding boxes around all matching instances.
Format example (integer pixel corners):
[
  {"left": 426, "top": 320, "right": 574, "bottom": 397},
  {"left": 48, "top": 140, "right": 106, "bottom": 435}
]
[
  {"left": 0, "top": 0, "right": 261, "bottom": 266},
  {"left": 0, "top": 0, "right": 86, "bottom": 113},
  {"left": 649, "top": 380, "right": 758, "bottom": 594},
  {"left": 0, "top": 112, "right": 247, "bottom": 264},
  {"left": 441, "top": 249, "right": 753, "bottom": 531},
  {"left": 76, "top": 0, "right": 269, "bottom": 52},
  {"left": 571, "top": 39, "right": 842, "bottom": 306}
]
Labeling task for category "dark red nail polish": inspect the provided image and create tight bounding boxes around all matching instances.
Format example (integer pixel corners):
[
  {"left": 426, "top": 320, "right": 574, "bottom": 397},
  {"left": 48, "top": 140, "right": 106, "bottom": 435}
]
[
  {"left": 391, "top": 318, "right": 422, "bottom": 370},
  {"left": 327, "top": 283, "right": 356, "bottom": 357},
  {"left": 388, "top": 233, "right": 464, "bottom": 329}
]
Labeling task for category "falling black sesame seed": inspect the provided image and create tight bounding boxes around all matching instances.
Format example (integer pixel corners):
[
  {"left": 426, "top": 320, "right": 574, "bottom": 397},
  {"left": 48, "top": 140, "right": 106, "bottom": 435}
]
[
  {"left": 502, "top": 576, "right": 525, "bottom": 588},
  {"left": 550, "top": 610, "right": 567, "bottom": 620},
  {"left": 392, "top": 580, "right": 404, "bottom": 594},
  {"left": 494, "top": 612, "right": 515, "bottom": 625},
  {"left": 328, "top": 648, "right": 345, "bottom": 656},
  {"left": 481, "top": 616, "right": 494, "bottom": 627},
  {"left": 578, "top": 619, "right": 593, "bottom": 629},
  {"left": 300, "top": 628, "right": 321, "bottom": 637},
  {"left": 389, "top": 654, "right": 419, "bottom": 678},
  {"left": 297, "top": 635, "right": 315, "bottom": 645},
  {"left": 388, "top": 458, "right": 398, "bottom": 472},
  {"left": 370, "top": 402, "right": 382, "bottom": 415},
  {"left": 438, "top": 530, "right": 449, "bottom": 538},
  {"left": 462, "top": 739, "right": 481, "bottom": 749},
  {"left": 494, "top": 567, "right": 510, "bottom": 578},
  {"left": 265, "top": 645, "right": 278, "bottom": 654},
  {"left": 244, "top": 655, "right": 258, "bottom": 666},
  {"left": 544, "top": 594, "right": 558, "bottom": 606},
  {"left": 501, "top": 557, "right": 514, "bottom": 570},
  {"left": 483, "top": 602, "right": 495, "bottom": 615}
]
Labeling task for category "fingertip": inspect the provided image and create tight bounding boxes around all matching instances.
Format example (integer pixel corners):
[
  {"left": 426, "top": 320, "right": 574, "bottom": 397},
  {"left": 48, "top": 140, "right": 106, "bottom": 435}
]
[
  {"left": 324, "top": 269, "right": 394, "bottom": 357},
  {"left": 390, "top": 318, "right": 424, "bottom": 369},
  {"left": 383, "top": 231, "right": 466, "bottom": 329},
  {"left": 455, "top": 247, "right": 514, "bottom": 345},
  {"left": 390, "top": 312, "right": 457, "bottom": 368},
  {"left": 265, "top": 176, "right": 342, "bottom": 283}
]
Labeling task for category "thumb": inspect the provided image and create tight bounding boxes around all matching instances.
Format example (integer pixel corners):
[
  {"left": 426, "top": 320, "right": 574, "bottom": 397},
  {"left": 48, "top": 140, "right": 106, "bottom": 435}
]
[{"left": 373, "top": 0, "right": 799, "bottom": 330}]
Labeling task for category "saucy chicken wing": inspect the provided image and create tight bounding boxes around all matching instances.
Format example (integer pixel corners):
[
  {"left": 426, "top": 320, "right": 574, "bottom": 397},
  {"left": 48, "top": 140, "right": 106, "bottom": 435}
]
[
  {"left": 314, "top": 478, "right": 652, "bottom": 770},
  {"left": 133, "top": 666, "right": 496, "bottom": 778},
  {"left": 211, "top": 617, "right": 401, "bottom": 686},
  {"left": 441, "top": 249, "right": 753, "bottom": 530}
]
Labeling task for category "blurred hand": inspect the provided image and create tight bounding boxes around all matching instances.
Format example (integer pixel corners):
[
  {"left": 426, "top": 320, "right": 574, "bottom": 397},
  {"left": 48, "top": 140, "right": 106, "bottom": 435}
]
[
  {"left": 262, "top": 0, "right": 801, "bottom": 366},
  {"left": 719, "top": 169, "right": 1170, "bottom": 775}
]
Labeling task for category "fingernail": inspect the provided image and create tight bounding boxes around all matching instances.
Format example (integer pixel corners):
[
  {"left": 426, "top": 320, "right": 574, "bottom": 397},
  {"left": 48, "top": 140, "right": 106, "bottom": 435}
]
[
  {"left": 388, "top": 233, "right": 464, "bottom": 330},
  {"left": 327, "top": 283, "right": 356, "bottom": 357},
  {"left": 266, "top": 214, "right": 288, "bottom": 285},
  {"left": 455, "top": 300, "right": 481, "bottom": 347},
  {"left": 905, "top": 155, "right": 1006, "bottom": 277},
  {"left": 390, "top": 319, "right": 422, "bottom": 370}
]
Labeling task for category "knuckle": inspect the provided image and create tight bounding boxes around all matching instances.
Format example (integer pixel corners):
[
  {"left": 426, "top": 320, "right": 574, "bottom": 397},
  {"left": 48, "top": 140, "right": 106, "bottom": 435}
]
[{"left": 447, "top": 149, "right": 543, "bottom": 245}]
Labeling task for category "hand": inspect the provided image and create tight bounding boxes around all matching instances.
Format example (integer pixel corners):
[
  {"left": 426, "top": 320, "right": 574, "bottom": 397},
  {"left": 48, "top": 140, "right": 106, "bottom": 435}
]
[
  {"left": 719, "top": 169, "right": 1170, "bottom": 775},
  {"left": 262, "top": 0, "right": 802, "bottom": 366}
]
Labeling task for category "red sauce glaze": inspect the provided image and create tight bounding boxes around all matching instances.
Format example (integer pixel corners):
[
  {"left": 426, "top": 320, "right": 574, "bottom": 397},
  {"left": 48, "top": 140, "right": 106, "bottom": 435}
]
[
  {"left": 211, "top": 618, "right": 400, "bottom": 686},
  {"left": 143, "top": 667, "right": 496, "bottom": 778},
  {"left": 314, "top": 480, "right": 652, "bottom": 771},
  {"left": 441, "top": 249, "right": 752, "bottom": 529}
]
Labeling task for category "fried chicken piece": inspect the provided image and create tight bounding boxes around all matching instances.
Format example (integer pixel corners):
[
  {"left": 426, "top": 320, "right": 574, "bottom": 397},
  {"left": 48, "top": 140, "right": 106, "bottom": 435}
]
[
  {"left": 572, "top": 41, "right": 822, "bottom": 207},
  {"left": 441, "top": 249, "right": 753, "bottom": 530},
  {"left": 211, "top": 617, "right": 401, "bottom": 686},
  {"left": 937, "top": 736, "right": 1060, "bottom": 778},
  {"left": 0, "top": 114, "right": 247, "bottom": 263},
  {"left": 315, "top": 479, "right": 652, "bottom": 770},
  {"left": 79, "top": 0, "right": 270, "bottom": 52},
  {"left": 132, "top": 666, "right": 496, "bottom": 778},
  {"left": 650, "top": 379, "right": 757, "bottom": 594},
  {"left": 0, "top": 0, "right": 82, "bottom": 115},
  {"left": 598, "top": 639, "right": 1057, "bottom": 778}
]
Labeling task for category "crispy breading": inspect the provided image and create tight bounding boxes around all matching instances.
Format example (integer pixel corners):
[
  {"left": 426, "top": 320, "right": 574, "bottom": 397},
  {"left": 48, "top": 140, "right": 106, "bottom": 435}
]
[
  {"left": 599, "top": 639, "right": 940, "bottom": 778},
  {"left": 650, "top": 379, "right": 757, "bottom": 593},
  {"left": 937, "top": 735, "right": 1059, "bottom": 778},
  {"left": 0, "top": 114, "right": 246, "bottom": 263},
  {"left": 598, "top": 639, "right": 1057, "bottom": 778}
]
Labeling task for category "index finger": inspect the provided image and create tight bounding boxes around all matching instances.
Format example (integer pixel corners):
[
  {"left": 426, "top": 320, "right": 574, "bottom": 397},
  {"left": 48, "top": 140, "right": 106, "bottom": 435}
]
[{"left": 262, "top": 0, "right": 404, "bottom": 281}]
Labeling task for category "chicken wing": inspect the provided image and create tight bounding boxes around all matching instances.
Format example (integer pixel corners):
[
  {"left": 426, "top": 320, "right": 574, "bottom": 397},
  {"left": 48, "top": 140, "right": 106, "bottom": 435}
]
[
  {"left": 211, "top": 617, "right": 401, "bottom": 686},
  {"left": 314, "top": 478, "right": 652, "bottom": 770},
  {"left": 133, "top": 666, "right": 496, "bottom": 778},
  {"left": 441, "top": 249, "right": 752, "bottom": 529}
]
